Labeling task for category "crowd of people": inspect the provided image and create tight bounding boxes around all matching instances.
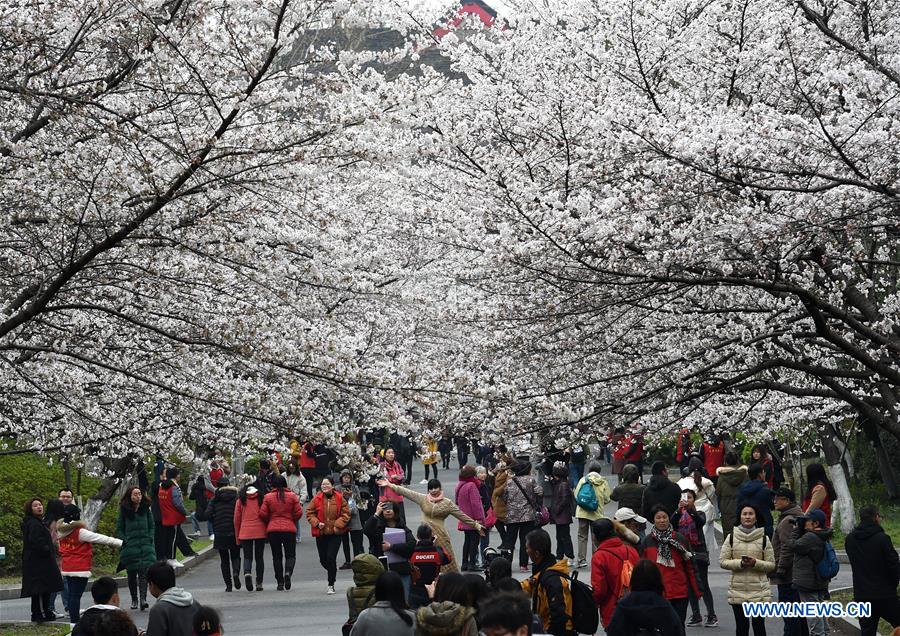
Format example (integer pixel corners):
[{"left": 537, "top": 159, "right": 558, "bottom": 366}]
[{"left": 16, "top": 426, "right": 900, "bottom": 636}]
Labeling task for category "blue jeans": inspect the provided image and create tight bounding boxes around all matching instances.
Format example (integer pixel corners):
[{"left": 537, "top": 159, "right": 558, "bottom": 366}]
[
  {"left": 190, "top": 512, "right": 213, "bottom": 535},
  {"left": 399, "top": 574, "right": 411, "bottom": 601},
  {"left": 569, "top": 463, "right": 584, "bottom": 488},
  {"left": 50, "top": 577, "right": 69, "bottom": 613},
  {"left": 64, "top": 576, "right": 89, "bottom": 624},
  {"left": 777, "top": 584, "right": 808, "bottom": 636}
]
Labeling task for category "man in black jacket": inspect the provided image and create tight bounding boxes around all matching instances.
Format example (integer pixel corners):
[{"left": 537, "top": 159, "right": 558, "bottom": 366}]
[
  {"left": 845, "top": 505, "right": 900, "bottom": 636},
  {"left": 196, "top": 478, "right": 241, "bottom": 592},
  {"left": 641, "top": 461, "right": 682, "bottom": 519}
]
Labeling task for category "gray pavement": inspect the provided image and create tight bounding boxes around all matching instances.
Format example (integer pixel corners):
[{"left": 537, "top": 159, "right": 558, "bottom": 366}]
[{"left": 0, "top": 461, "right": 854, "bottom": 634}]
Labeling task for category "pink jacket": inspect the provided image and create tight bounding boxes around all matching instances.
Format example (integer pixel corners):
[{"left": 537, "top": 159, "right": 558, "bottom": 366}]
[
  {"left": 234, "top": 491, "right": 268, "bottom": 541},
  {"left": 380, "top": 460, "right": 405, "bottom": 504},
  {"left": 455, "top": 477, "right": 485, "bottom": 531},
  {"left": 259, "top": 489, "right": 302, "bottom": 534}
]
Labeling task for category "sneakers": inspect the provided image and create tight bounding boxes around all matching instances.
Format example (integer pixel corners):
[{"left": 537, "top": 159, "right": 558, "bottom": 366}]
[
  {"left": 284, "top": 574, "right": 292, "bottom": 590},
  {"left": 688, "top": 614, "right": 703, "bottom": 627},
  {"left": 166, "top": 559, "right": 184, "bottom": 568},
  {"left": 705, "top": 615, "right": 718, "bottom": 627},
  {"left": 339, "top": 562, "right": 352, "bottom": 570},
  {"left": 209, "top": 534, "right": 215, "bottom": 542},
  {"left": 519, "top": 565, "right": 529, "bottom": 573},
  {"left": 576, "top": 559, "right": 587, "bottom": 569},
  {"left": 255, "top": 581, "right": 264, "bottom": 592},
  {"left": 130, "top": 600, "right": 138, "bottom": 610},
  {"left": 419, "top": 479, "right": 429, "bottom": 484},
  {"left": 187, "top": 531, "right": 201, "bottom": 539},
  {"left": 225, "top": 584, "right": 233, "bottom": 592},
  {"left": 276, "top": 582, "right": 284, "bottom": 591},
  {"left": 327, "top": 585, "right": 336, "bottom": 595}
]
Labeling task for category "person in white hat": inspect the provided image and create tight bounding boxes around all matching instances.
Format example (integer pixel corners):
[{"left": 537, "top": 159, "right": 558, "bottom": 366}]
[{"left": 614, "top": 508, "right": 647, "bottom": 543}]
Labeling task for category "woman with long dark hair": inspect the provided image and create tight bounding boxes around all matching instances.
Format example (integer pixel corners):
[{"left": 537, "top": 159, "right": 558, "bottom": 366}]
[
  {"left": 803, "top": 463, "right": 837, "bottom": 528},
  {"left": 234, "top": 484, "right": 268, "bottom": 591},
  {"left": 607, "top": 559, "right": 683, "bottom": 635},
  {"left": 116, "top": 487, "right": 156, "bottom": 610},
  {"left": 349, "top": 570, "right": 415, "bottom": 635},
  {"left": 259, "top": 475, "right": 302, "bottom": 591},
  {"left": 750, "top": 444, "right": 775, "bottom": 489}
]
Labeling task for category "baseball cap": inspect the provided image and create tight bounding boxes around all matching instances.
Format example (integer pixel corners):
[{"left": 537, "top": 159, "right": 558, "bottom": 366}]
[
  {"left": 800, "top": 509, "right": 826, "bottom": 526},
  {"left": 614, "top": 507, "right": 647, "bottom": 524}
]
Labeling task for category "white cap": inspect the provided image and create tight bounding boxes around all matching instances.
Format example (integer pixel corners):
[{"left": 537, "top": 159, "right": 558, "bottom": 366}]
[{"left": 614, "top": 507, "right": 647, "bottom": 524}]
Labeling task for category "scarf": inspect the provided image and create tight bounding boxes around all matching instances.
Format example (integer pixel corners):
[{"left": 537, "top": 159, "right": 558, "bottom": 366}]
[
  {"left": 426, "top": 492, "right": 444, "bottom": 504},
  {"left": 677, "top": 509, "right": 699, "bottom": 546},
  {"left": 650, "top": 525, "right": 691, "bottom": 567}
]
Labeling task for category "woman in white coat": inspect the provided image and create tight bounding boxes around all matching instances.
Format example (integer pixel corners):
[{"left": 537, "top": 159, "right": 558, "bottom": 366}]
[
  {"left": 720, "top": 504, "right": 775, "bottom": 636},
  {"left": 678, "top": 457, "right": 718, "bottom": 551}
]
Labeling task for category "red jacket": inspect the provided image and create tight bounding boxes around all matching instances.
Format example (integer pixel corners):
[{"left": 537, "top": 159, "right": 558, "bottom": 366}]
[
  {"left": 623, "top": 435, "right": 644, "bottom": 462},
  {"left": 702, "top": 442, "right": 725, "bottom": 478},
  {"left": 207, "top": 467, "right": 224, "bottom": 500},
  {"left": 60, "top": 527, "right": 93, "bottom": 574},
  {"left": 233, "top": 491, "right": 268, "bottom": 541},
  {"left": 380, "top": 460, "right": 405, "bottom": 504},
  {"left": 299, "top": 442, "right": 317, "bottom": 469},
  {"left": 591, "top": 537, "right": 640, "bottom": 626},
  {"left": 306, "top": 491, "right": 350, "bottom": 537},
  {"left": 157, "top": 481, "right": 187, "bottom": 527},
  {"left": 639, "top": 532, "right": 700, "bottom": 600},
  {"left": 258, "top": 489, "right": 302, "bottom": 534}
]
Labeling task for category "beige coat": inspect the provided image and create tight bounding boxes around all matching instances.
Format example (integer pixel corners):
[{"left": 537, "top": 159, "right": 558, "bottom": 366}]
[
  {"left": 720, "top": 527, "right": 776, "bottom": 604},
  {"left": 389, "top": 483, "right": 480, "bottom": 574}
]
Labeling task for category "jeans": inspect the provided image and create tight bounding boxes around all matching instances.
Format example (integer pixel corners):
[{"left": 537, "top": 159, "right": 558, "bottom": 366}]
[
  {"left": 398, "top": 573, "right": 411, "bottom": 601},
  {"left": 555, "top": 523, "right": 574, "bottom": 559},
  {"left": 503, "top": 521, "right": 535, "bottom": 568},
  {"left": 64, "top": 576, "right": 89, "bottom": 624},
  {"left": 316, "top": 534, "right": 343, "bottom": 585},
  {"left": 798, "top": 590, "right": 828, "bottom": 636},
  {"left": 462, "top": 529, "right": 480, "bottom": 567},
  {"left": 577, "top": 518, "right": 600, "bottom": 562},
  {"left": 441, "top": 453, "right": 451, "bottom": 469},
  {"left": 218, "top": 545, "right": 241, "bottom": 587},
  {"left": 688, "top": 559, "right": 715, "bottom": 617},
  {"left": 568, "top": 463, "right": 584, "bottom": 489},
  {"left": 190, "top": 512, "right": 214, "bottom": 536},
  {"left": 777, "top": 584, "right": 809, "bottom": 636},
  {"left": 732, "top": 603, "right": 767, "bottom": 636},
  {"left": 50, "top": 577, "right": 69, "bottom": 613},
  {"left": 857, "top": 597, "right": 900, "bottom": 636},
  {"left": 242, "top": 538, "right": 267, "bottom": 582},
  {"left": 269, "top": 531, "right": 297, "bottom": 584}
]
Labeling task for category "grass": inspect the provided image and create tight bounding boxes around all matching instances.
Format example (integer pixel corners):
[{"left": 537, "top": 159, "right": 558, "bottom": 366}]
[
  {"left": 0, "top": 538, "right": 211, "bottom": 587},
  {"left": 830, "top": 481, "right": 900, "bottom": 550},
  {"left": 0, "top": 623, "right": 70, "bottom": 635},
  {"left": 830, "top": 587, "right": 898, "bottom": 635}
]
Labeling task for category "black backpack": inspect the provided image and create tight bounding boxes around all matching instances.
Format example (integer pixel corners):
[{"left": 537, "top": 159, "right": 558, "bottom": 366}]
[{"left": 533, "top": 569, "right": 599, "bottom": 635}]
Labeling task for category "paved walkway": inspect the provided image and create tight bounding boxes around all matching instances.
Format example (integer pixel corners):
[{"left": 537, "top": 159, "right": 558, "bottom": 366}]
[{"left": 0, "top": 461, "right": 853, "bottom": 634}]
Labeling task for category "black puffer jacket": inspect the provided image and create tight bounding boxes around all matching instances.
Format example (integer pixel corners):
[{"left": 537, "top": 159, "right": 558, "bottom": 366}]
[
  {"left": 197, "top": 486, "right": 239, "bottom": 550},
  {"left": 641, "top": 474, "right": 682, "bottom": 519},
  {"left": 845, "top": 520, "right": 900, "bottom": 599}
]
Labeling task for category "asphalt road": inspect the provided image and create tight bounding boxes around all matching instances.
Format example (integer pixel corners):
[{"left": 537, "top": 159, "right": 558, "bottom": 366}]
[{"left": 0, "top": 461, "right": 853, "bottom": 634}]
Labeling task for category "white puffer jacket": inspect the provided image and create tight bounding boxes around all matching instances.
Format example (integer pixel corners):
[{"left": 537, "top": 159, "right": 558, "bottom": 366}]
[{"left": 720, "top": 527, "right": 776, "bottom": 604}]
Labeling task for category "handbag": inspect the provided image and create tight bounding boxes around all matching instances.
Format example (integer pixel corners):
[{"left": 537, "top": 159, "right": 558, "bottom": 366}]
[
  {"left": 484, "top": 507, "right": 497, "bottom": 529},
  {"left": 512, "top": 477, "right": 550, "bottom": 526}
]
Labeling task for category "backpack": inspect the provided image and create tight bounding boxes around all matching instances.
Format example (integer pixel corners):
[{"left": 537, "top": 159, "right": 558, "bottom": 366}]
[
  {"left": 816, "top": 540, "right": 839, "bottom": 579},
  {"left": 535, "top": 569, "right": 599, "bottom": 636},
  {"left": 604, "top": 547, "right": 636, "bottom": 598},
  {"left": 575, "top": 481, "right": 599, "bottom": 512}
]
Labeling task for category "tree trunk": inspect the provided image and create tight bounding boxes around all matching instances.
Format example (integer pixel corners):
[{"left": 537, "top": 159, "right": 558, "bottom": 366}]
[
  {"left": 822, "top": 423, "right": 856, "bottom": 533},
  {"left": 782, "top": 439, "right": 802, "bottom": 494},
  {"left": 861, "top": 417, "right": 899, "bottom": 499},
  {"left": 81, "top": 455, "right": 138, "bottom": 530}
]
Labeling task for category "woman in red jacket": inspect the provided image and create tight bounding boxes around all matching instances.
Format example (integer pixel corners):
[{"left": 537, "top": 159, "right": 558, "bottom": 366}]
[
  {"left": 234, "top": 485, "right": 268, "bottom": 592},
  {"left": 639, "top": 504, "right": 700, "bottom": 632},
  {"left": 306, "top": 476, "right": 351, "bottom": 595},
  {"left": 259, "top": 476, "right": 302, "bottom": 591}
]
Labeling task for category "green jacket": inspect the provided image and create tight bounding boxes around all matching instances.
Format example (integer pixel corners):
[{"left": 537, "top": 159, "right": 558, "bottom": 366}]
[
  {"left": 116, "top": 504, "right": 156, "bottom": 571},
  {"left": 346, "top": 554, "right": 385, "bottom": 621}
]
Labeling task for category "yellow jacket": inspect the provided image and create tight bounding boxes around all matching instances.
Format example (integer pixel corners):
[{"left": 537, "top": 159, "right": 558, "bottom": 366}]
[
  {"left": 521, "top": 558, "right": 575, "bottom": 635},
  {"left": 421, "top": 439, "right": 439, "bottom": 465}
]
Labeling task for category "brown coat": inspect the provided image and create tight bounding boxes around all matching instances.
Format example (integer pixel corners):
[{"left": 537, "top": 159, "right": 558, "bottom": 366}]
[{"left": 491, "top": 470, "right": 509, "bottom": 522}]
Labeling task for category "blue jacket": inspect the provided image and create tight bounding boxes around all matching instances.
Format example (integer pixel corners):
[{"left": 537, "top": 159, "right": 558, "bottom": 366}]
[{"left": 737, "top": 480, "right": 774, "bottom": 537}]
